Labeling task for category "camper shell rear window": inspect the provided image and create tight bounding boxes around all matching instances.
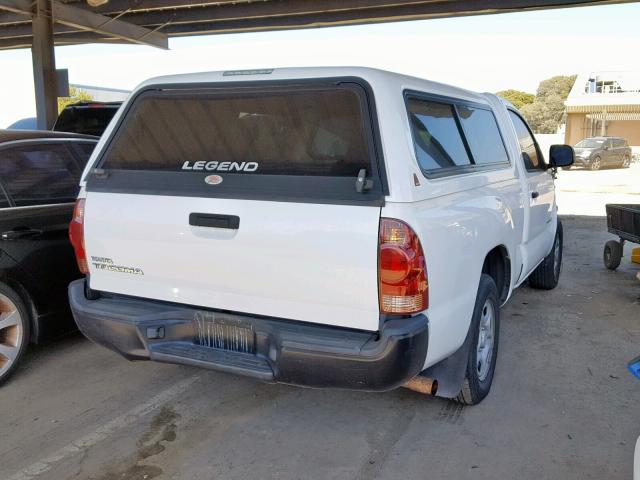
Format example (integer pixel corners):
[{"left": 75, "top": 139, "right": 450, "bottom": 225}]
[{"left": 89, "top": 79, "right": 386, "bottom": 206}]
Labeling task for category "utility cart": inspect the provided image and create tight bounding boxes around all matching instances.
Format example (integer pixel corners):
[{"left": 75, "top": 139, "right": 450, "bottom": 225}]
[{"left": 604, "top": 204, "right": 640, "bottom": 270}]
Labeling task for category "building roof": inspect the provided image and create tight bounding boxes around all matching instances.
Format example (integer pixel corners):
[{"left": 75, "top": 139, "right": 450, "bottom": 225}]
[
  {"left": 1, "top": 0, "right": 639, "bottom": 51},
  {"left": 566, "top": 71, "right": 640, "bottom": 112}
]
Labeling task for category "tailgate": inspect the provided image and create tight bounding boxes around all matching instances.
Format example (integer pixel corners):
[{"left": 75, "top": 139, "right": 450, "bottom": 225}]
[{"left": 83, "top": 78, "right": 386, "bottom": 331}]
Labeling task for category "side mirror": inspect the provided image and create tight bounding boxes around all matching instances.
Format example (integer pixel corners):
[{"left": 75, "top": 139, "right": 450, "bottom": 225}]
[{"left": 549, "top": 144, "right": 574, "bottom": 168}]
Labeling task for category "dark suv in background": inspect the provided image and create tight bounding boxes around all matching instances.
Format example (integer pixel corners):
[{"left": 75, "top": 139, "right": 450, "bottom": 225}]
[
  {"left": 572, "top": 136, "right": 632, "bottom": 170},
  {"left": 54, "top": 101, "right": 121, "bottom": 137}
]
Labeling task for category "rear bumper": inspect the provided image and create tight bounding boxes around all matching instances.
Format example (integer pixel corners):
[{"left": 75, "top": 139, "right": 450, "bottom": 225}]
[{"left": 69, "top": 280, "right": 428, "bottom": 391}]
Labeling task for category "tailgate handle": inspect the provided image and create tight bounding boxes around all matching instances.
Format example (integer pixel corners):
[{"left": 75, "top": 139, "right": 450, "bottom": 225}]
[{"left": 189, "top": 213, "right": 240, "bottom": 229}]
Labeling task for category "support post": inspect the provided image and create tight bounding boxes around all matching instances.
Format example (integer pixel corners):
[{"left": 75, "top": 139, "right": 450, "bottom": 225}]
[
  {"left": 600, "top": 109, "right": 607, "bottom": 136},
  {"left": 31, "top": 0, "right": 57, "bottom": 129}
]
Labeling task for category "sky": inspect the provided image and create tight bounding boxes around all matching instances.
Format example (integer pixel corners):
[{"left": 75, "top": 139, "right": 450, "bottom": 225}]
[{"left": 1, "top": 2, "right": 640, "bottom": 127}]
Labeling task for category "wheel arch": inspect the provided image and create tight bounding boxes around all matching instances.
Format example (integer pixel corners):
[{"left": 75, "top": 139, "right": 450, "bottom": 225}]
[{"left": 481, "top": 245, "right": 511, "bottom": 304}]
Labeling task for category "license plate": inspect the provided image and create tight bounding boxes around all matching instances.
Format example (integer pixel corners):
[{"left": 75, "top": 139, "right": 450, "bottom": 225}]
[{"left": 194, "top": 311, "right": 255, "bottom": 354}]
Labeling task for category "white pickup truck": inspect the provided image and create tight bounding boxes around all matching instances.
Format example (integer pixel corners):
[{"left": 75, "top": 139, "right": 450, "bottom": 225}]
[{"left": 68, "top": 67, "right": 573, "bottom": 404}]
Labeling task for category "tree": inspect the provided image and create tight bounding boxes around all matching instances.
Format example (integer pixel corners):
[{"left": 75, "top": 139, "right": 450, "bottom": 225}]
[
  {"left": 519, "top": 75, "right": 577, "bottom": 134},
  {"left": 495, "top": 89, "right": 535, "bottom": 109},
  {"left": 58, "top": 86, "right": 93, "bottom": 113}
]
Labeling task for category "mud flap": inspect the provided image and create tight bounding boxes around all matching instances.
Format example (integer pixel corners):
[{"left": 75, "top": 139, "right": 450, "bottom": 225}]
[{"left": 421, "top": 322, "right": 474, "bottom": 398}]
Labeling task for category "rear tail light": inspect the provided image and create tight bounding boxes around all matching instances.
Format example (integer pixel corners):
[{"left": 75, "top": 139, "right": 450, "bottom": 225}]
[
  {"left": 379, "top": 218, "right": 428, "bottom": 314},
  {"left": 69, "top": 199, "right": 88, "bottom": 274}
]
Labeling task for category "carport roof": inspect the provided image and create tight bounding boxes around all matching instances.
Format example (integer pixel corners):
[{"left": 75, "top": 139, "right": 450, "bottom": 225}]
[{"left": 0, "top": 0, "right": 638, "bottom": 51}]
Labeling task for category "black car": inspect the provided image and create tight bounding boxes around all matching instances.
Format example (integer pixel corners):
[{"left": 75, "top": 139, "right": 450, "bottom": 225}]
[
  {"left": 572, "top": 136, "right": 633, "bottom": 170},
  {"left": 0, "top": 130, "right": 98, "bottom": 384},
  {"left": 54, "top": 101, "right": 121, "bottom": 137}
]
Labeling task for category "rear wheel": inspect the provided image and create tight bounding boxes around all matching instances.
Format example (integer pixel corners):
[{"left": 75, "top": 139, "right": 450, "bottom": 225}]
[
  {"left": 603, "top": 240, "right": 623, "bottom": 270},
  {"left": 0, "top": 283, "right": 30, "bottom": 385},
  {"left": 622, "top": 155, "right": 631, "bottom": 168},
  {"left": 590, "top": 156, "right": 602, "bottom": 171},
  {"left": 456, "top": 274, "right": 500, "bottom": 405},
  {"left": 529, "top": 220, "right": 563, "bottom": 290}
]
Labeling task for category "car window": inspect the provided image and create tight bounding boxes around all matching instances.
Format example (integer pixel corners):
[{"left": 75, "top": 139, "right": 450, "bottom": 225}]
[
  {"left": 101, "top": 88, "right": 373, "bottom": 177},
  {"left": 54, "top": 106, "right": 119, "bottom": 136},
  {"left": 0, "top": 143, "right": 81, "bottom": 206},
  {"left": 457, "top": 105, "right": 509, "bottom": 166},
  {"left": 576, "top": 139, "right": 604, "bottom": 148},
  {"left": 0, "top": 187, "right": 9, "bottom": 208},
  {"left": 407, "top": 98, "right": 471, "bottom": 172},
  {"left": 73, "top": 142, "right": 97, "bottom": 168},
  {"left": 508, "top": 111, "right": 543, "bottom": 171}
]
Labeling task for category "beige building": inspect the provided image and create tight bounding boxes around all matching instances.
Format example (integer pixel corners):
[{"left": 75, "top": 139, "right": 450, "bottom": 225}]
[{"left": 565, "top": 72, "right": 640, "bottom": 148}]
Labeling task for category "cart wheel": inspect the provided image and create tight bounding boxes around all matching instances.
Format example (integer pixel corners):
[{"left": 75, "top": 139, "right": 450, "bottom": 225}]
[{"left": 604, "top": 240, "right": 623, "bottom": 270}]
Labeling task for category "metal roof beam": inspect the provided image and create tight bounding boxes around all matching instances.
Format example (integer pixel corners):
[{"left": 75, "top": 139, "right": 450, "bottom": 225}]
[
  {"left": 89, "top": 0, "right": 247, "bottom": 15},
  {"left": 51, "top": 0, "right": 168, "bottom": 48},
  {"left": 0, "top": 21, "right": 77, "bottom": 38},
  {"left": 0, "top": 10, "right": 29, "bottom": 23},
  {"left": 148, "top": 0, "right": 637, "bottom": 34},
  {"left": 0, "top": 31, "right": 129, "bottom": 48},
  {"left": 83, "top": 0, "right": 635, "bottom": 17},
  {"left": 72, "top": 0, "right": 638, "bottom": 30},
  {"left": 0, "top": 0, "right": 169, "bottom": 48}
]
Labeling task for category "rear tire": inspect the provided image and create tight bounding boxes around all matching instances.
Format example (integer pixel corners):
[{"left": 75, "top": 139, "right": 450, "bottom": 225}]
[
  {"left": 622, "top": 155, "right": 631, "bottom": 168},
  {"left": 590, "top": 156, "right": 602, "bottom": 171},
  {"left": 529, "top": 220, "right": 563, "bottom": 290},
  {"left": 456, "top": 274, "right": 500, "bottom": 405},
  {"left": 603, "top": 240, "right": 623, "bottom": 270},
  {"left": 0, "top": 283, "right": 30, "bottom": 386}
]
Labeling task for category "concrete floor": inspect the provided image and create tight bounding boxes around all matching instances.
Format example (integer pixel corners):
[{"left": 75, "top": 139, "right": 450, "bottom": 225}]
[
  {"left": 556, "top": 162, "right": 640, "bottom": 216},
  {"left": 1, "top": 216, "right": 640, "bottom": 480}
]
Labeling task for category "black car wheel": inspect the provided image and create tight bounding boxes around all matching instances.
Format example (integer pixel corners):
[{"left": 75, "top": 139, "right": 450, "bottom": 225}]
[
  {"left": 0, "top": 283, "right": 30, "bottom": 385},
  {"left": 603, "top": 240, "right": 623, "bottom": 270},
  {"left": 529, "top": 220, "right": 563, "bottom": 290},
  {"left": 622, "top": 155, "right": 631, "bottom": 168},
  {"left": 456, "top": 274, "right": 500, "bottom": 405}
]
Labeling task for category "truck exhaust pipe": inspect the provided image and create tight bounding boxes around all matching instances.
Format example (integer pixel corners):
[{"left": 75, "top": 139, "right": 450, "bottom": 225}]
[{"left": 403, "top": 376, "right": 438, "bottom": 396}]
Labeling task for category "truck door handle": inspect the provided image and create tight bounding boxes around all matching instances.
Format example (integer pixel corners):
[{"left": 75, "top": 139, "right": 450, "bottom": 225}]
[
  {"left": 531, "top": 191, "right": 539, "bottom": 199},
  {"left": 189, "top": 213, "right": 240, "bottom": 229},
  {"left": 1, "top": 228, "right": 43, "bottom": 240}
]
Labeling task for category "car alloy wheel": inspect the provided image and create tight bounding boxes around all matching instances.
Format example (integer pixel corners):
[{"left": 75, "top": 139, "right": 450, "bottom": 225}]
[
  {"left": 591, "top": 156, "right": 602, "bottom": 170},
  {"left": 553, "top": 234, "right": 562, "bottom": 281},
  {"left": 623, "top": 155, "right": 631, "bottom": 168},
  {"left": 0, "top": 293, "right": 24, "bottom": 380},
  {"left": 476, "top": 299, "right": 496, "bottom": 382}
]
